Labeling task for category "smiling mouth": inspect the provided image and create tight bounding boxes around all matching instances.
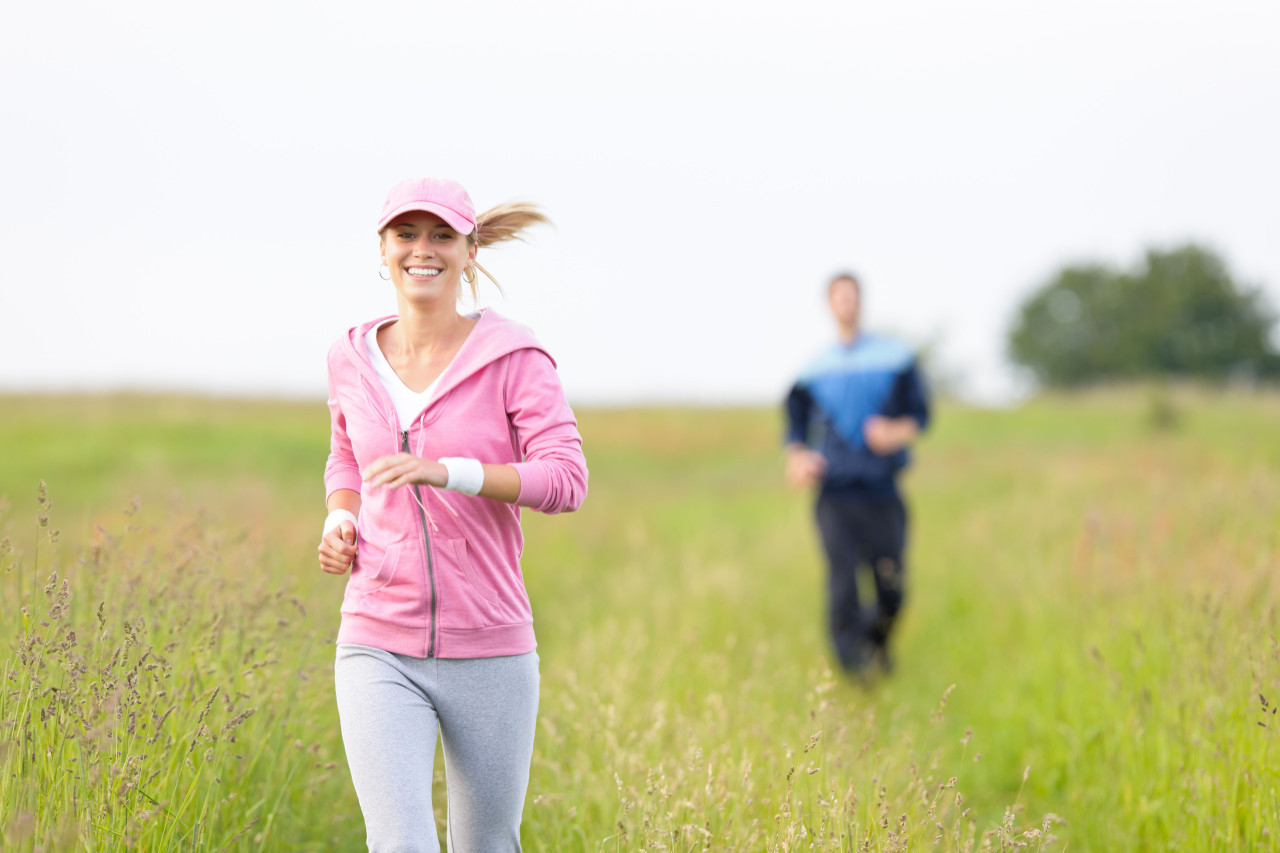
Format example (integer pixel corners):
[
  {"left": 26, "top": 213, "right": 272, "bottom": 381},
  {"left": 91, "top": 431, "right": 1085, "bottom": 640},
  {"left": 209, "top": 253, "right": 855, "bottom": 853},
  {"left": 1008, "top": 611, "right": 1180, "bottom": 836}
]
[{"left": 405, "top": 267, "right": 442, "bottom": 277}]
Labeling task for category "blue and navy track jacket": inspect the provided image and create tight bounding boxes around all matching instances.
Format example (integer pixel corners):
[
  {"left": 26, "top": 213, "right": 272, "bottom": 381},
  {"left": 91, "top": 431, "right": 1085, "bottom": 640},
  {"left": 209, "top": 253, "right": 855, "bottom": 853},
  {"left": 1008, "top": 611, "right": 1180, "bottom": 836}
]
[{"left": 785, "top": 333, "right": 930, "bottom": 498}]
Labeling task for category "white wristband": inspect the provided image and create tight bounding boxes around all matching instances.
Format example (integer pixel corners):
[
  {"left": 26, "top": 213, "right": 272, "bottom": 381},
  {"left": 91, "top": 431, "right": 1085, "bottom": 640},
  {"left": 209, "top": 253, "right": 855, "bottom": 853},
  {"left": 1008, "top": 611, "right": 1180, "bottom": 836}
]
[
  {"left": 440, "top": 457, "right": 485, "bottom": 496},
  {"left": 323, "top": 509, "right": 358, "bottom": 537}
]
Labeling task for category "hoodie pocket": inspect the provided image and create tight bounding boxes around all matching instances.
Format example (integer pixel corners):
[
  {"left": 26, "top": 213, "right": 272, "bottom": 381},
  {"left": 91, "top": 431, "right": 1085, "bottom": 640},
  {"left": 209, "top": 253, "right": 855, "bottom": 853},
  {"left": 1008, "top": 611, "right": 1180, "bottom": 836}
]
[
  {"left": 441, "top": 537, "right": 526, "bottom": 628},
  {"left": 351, "top": 539, "right": 402, "bottom": 594}
]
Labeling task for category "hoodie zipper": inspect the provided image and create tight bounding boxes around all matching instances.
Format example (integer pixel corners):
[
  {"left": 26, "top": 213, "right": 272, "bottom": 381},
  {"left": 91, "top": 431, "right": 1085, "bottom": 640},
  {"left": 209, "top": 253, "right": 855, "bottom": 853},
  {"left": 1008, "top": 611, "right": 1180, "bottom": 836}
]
[{"left": 403, "top": 429, "right": 437, "bottom": 657}]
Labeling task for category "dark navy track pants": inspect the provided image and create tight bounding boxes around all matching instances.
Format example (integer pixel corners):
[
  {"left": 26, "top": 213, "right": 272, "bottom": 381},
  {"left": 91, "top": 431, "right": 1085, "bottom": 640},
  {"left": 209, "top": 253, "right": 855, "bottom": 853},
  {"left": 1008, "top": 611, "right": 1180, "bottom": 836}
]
[{"left": 814, "top": 491, "right": 907, "bottom": 669}]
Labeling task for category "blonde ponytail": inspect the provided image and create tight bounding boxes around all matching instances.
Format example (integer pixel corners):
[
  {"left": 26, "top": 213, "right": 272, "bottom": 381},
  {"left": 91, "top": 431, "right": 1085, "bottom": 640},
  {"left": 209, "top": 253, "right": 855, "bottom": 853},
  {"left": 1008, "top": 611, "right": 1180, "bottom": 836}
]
[{"left": 464, "top": 201, "right": 551, "bottom": 300}]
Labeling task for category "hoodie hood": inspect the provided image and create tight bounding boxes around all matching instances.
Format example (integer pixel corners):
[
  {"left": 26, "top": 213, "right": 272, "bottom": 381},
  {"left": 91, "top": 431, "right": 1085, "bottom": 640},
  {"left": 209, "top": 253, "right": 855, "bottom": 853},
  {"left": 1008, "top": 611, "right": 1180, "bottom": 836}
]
[{"left": 339, "top": 309, "right": 553, "bottom": 426}]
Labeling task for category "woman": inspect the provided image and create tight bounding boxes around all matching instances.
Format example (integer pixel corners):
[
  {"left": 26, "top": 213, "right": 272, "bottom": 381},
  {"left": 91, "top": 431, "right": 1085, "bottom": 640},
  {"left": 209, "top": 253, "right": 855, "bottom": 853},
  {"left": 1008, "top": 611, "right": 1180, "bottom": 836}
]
[{"left": 317, "top": 177, "right": 588, "bottom": 851}]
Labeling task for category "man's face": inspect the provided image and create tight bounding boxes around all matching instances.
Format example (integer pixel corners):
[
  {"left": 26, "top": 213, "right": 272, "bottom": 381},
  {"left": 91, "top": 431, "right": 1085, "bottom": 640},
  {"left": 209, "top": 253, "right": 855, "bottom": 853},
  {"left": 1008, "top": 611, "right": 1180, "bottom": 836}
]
[{"left": 828, "top": 277, "right": 860, "bottom": 327}]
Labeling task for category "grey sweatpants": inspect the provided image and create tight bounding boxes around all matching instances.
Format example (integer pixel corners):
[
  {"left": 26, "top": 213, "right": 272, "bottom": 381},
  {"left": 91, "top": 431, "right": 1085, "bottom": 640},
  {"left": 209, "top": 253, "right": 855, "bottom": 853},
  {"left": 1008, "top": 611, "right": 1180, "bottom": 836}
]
[{"left": 334, "top": 644, "right": 540, "bottom": 852}]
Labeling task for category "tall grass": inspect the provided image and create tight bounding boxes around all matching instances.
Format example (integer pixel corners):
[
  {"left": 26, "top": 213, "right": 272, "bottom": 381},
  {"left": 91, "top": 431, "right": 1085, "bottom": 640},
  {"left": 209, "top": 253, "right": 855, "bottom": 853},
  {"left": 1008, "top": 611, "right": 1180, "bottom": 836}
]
[
  {"left": 1, "top": 389, "right": 1276, "bottom": 850},
  {"left": 1, "top": 484, "right": 354, "bottom": 850}
]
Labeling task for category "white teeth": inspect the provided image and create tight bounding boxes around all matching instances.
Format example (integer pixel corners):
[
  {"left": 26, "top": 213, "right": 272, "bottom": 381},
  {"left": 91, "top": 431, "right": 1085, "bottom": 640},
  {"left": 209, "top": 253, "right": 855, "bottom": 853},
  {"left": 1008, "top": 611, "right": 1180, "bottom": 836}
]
[{"left": 406, "top": 267, "right": 441, "bottom": 277}]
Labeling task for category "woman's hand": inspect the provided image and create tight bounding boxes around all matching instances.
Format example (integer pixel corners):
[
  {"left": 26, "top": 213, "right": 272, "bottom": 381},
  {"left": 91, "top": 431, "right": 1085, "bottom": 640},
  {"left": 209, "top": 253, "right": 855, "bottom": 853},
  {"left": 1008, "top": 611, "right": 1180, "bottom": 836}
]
[
  {"left": 363, "top": 453, "right": 448, "bottom": 490},
  {"left": 318, "top": 521, "right": 357, "bottom": 575}
]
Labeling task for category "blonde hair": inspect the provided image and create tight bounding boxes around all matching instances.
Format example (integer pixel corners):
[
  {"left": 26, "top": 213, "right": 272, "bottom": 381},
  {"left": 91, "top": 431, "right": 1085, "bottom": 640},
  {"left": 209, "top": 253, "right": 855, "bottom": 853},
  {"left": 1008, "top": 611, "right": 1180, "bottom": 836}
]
[{"left": 465, "top": 201, "right": 551, "bottom": 301}]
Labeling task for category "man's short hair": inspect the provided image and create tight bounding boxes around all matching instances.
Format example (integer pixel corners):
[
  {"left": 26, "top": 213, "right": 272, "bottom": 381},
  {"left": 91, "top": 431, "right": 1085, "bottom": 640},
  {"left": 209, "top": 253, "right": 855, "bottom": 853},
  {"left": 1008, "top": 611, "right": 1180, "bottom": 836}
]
[{"left": 827, "top": 271, "right": 861, "bottom": 295}]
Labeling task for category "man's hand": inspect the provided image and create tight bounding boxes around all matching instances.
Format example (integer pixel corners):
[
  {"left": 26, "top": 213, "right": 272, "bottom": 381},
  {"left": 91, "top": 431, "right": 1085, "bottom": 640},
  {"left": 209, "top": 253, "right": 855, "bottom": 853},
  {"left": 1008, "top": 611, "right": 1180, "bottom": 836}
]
[
  {"left": 863, "top": 416, "right": 920, "bottom": 456},
  {"left": 785, "top": 445, "right": 827, "bottom": 488}
]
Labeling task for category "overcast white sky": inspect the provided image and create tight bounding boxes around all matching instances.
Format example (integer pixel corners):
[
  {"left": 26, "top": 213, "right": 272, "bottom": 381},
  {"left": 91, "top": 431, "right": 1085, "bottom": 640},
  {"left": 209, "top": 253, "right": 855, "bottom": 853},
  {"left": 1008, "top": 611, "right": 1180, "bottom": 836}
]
[{"left": 2, "top": 0, "right": 1277, "bottom": 406}]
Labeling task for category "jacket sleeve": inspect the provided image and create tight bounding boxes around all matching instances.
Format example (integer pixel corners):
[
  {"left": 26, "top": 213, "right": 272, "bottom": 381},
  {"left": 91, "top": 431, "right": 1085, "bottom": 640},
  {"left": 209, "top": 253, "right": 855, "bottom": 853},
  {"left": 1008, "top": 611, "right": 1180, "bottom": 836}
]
[
  {"left": 324, "top": 348, "right": 364, "bottom": 502},
  {"left": 883, "top": 360, "right": 930, "bottom": 431},
  {"left": 504, "top": 348, "right": 588, "bottom": 514},
  {"left": 784, "top": 382, "right": 814, "bottom": 446}
]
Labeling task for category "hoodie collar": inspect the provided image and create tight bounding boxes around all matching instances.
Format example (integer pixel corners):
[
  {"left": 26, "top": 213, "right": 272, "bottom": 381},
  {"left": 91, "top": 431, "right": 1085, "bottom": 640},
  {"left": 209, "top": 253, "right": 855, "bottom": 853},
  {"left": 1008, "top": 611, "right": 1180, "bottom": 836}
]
[{"left": 340, "top": 309, "right": 551, "bottom": 421}]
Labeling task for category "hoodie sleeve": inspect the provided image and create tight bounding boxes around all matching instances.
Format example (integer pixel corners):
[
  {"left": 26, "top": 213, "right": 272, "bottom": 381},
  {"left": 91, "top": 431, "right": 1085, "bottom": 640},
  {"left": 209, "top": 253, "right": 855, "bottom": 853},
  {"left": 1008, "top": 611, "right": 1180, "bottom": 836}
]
[
  {"left": 324, "top": 345, "right": 364, "bottom": 501},
  {"left": 504, "top": 348, "right": 588, "bottom": 514}
]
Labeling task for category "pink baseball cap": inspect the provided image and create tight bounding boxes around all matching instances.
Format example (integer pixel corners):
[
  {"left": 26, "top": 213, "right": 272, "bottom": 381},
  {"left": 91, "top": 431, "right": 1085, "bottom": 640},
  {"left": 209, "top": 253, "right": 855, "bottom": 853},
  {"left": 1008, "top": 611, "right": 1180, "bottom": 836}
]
[{"left": 376, "top": 177, "right": 476, "bottom": 234}]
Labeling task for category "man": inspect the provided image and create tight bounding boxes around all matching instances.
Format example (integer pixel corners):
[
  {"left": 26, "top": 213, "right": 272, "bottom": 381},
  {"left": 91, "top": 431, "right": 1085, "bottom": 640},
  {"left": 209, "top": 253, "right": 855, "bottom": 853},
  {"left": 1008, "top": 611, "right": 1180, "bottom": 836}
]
[{"left": 784, "top": 272, "right": 930, "bottom": 674}]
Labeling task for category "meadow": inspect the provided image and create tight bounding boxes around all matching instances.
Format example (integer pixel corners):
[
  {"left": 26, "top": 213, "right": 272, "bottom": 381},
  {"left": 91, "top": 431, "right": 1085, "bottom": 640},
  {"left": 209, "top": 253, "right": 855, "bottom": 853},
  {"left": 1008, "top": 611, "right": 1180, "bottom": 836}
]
[{"left": 0, "top": 389, "right": 1276, "bottom": 851}]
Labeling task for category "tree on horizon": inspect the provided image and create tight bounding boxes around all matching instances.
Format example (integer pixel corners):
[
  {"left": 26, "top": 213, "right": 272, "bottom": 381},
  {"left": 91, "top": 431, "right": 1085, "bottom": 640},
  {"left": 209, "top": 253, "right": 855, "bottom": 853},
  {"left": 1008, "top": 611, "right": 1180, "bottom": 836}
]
[{"left": 1008, "top": 244, "right": 1280, "bottom": 387}]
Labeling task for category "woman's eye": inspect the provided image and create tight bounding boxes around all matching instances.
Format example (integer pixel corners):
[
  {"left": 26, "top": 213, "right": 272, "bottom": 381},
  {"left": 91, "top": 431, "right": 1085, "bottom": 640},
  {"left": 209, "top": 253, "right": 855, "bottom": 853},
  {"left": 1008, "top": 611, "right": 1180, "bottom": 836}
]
[
  {"left": 397, "top": 231, "right": 415, "bottom": 240},
  {"left": 434, "top": 232, "right": 454, "bottom": 241}
]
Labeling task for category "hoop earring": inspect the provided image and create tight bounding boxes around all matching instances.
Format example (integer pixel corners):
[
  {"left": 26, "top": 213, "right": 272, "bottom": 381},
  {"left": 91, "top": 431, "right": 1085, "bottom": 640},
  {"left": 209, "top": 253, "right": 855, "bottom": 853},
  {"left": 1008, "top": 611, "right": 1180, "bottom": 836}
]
[
  {"left": 462, "top": 264, "right": 477, "bottom": 286},
  {"left": 378, "top": 262, "right": 390, "bottom": 281}
]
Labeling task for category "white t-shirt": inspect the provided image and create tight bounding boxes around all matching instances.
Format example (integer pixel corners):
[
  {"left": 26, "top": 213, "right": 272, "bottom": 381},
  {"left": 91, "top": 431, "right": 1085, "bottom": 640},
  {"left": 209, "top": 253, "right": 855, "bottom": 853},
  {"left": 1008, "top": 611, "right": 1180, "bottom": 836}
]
[{"left": 365, "top": 322, "right": 440, "bottom": 429}]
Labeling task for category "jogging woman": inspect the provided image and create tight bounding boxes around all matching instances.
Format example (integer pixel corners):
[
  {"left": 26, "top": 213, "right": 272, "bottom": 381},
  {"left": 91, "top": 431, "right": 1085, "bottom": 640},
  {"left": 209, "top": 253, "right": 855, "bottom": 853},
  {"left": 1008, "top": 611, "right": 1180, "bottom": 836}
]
[{"left": 317, "top": 177, "right": 588, "bottom": 851}]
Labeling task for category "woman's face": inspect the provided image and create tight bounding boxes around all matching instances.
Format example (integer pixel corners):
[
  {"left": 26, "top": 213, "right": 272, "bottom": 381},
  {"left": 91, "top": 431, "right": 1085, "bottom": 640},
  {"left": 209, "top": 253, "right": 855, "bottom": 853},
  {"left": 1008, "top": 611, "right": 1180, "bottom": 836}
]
[{"left": 379, "top": 212, "right": 477, "bottom": 306}]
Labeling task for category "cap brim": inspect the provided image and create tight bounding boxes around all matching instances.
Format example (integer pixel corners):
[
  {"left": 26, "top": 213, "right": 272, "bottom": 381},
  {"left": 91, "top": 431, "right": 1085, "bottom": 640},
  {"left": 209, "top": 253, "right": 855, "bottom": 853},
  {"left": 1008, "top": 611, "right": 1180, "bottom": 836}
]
[{"left": 376, "top": 202, "right": 474, "bottom": 234}]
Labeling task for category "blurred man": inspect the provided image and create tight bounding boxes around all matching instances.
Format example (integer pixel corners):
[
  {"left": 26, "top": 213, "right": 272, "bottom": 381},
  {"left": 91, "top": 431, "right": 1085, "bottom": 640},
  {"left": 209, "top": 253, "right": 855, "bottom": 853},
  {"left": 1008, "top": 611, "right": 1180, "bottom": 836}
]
[{"left": 784, "top": 272, "right": 930, "bottom": 674}]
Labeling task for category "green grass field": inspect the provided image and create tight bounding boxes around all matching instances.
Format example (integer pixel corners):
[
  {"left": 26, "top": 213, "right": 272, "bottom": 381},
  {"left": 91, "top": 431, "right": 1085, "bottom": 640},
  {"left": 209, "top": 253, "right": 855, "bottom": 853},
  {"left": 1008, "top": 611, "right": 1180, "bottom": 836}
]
[{"left": 1, "top": 389, "right": 1276, "bottom": 851}]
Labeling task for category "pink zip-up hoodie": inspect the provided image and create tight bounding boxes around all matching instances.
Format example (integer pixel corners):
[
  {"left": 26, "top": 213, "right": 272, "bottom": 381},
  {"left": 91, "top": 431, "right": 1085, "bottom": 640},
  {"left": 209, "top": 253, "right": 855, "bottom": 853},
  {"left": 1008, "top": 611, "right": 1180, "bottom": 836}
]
[{"left": 324, "top": 309, "right": 588, "bottom": 659}]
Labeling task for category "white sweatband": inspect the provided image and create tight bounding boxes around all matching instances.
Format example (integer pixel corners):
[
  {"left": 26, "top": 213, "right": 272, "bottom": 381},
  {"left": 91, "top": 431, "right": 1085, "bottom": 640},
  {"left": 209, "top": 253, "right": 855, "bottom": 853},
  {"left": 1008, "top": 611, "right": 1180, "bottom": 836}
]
[
  {"left": 323, "top": 509, "right": 358, "bottom": 537},
  {"left": 440, "top": 457, "right": 485, "bottom": 496}
]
